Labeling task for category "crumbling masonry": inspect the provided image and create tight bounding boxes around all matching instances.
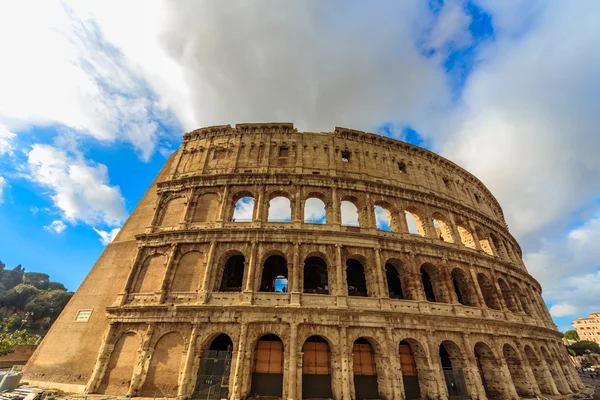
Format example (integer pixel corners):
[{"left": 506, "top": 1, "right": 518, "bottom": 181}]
[{"left": 24, "top": 123, "right": 583, "bottom": 399}]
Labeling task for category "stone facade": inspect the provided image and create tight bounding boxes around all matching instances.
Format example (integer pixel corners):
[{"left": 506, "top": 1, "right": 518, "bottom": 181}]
[
  {"left": 24, "top": 123, "right": 583, "bottom": 399},
  {"left": 573, "top": 312, "right": 600, "bottom": 345}
]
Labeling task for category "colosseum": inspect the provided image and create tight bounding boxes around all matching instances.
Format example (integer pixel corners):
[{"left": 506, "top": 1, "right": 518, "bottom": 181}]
[{"left": 24, "top": 123, "right": 583, "bottom": 399}]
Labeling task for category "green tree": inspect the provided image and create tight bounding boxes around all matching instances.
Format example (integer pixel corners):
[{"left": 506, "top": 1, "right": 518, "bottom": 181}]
[
  {"left": 0, "top": 265, "right": 25, "bottom": 289},
  {"left": 23, "top": 272, "right": 50, "bottom": 290},
  {"left": 25, "top": 290, "right": 73, "bottom": 321},
  {"left": 0, "top": 284, "right": 39, "bottom": 310},
  {"left": 564, "top": 330, "right": 580, "bottom": 341},
  {"left": 0, "top": 315, "right": 39, "bottom": 356},
  {"left": 47, "top": 282, "right": 67, "bottom": 291},
  {"left": 570, "top": 340, "right": 600, "bottom": 355},
  {"left": 566, "top": 346, "right": 576, "bottom": 357}
]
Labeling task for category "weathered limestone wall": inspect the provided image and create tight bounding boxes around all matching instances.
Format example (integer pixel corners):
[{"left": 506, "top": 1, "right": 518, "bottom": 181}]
[{"left": 24, "top": 123, "right": 581, "bottom": 399}]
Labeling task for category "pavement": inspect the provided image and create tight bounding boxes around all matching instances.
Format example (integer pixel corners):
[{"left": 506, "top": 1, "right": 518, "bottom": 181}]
[{"left": 579, "top": 373, "right": 600, "bottom": 399}]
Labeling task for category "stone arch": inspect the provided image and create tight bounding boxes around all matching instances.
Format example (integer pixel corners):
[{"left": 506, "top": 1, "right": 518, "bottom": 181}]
[
  {"left": 251, "top": 334, "right": 285, "bottom": 398},
  {"left": 384, "top": 258, "right": 409, "bottom": 300},
  {"left": 193, "top": 333, "right": 234, "bottom": 398},
  {"left": 230, "top": 190, "right": 255, "bottom": 222},
  {"left": 498, "top": 277, "right": 519, "bottom": 312},
  {"left": 303, "top": 256, "right": 329, "bottom": 294},
  {"left": 550, "top": 345, "right": 579, "bottom": 393},
  {"left": 170, "top": 250, "right": 203, "bottom": 292},
  {"left": 267, "top": 190, "right": 292, "bottom": 222},
  {"left": 351, "top": 337, "right": 382, "bottom": 400},
  {"left": 431, "top": 212, "right": 454, "bottom": 243},
  {"left": 304, "top": 197, "right": 327, "bottom": 224},
  {"left": 374, "top": 200, "right": 400, "bottom": 231},
  {"left": 215, "top": 250, "right": 245, "bottom": 292},
  {"left": 524, "top": 345, "right": 553, "bottom": 395},
  {"left": 512, "top": 282, "right": 533, "bottom": 316},
  {"left": 302, "top": 335, "right": 334, "bottom": 399},
  {"left": 477, "top": 273, "right": 502, "bottom": 310},
  {"left": 456, "top": 223, "right": 476, "bottom": 249},
  {"left": 489, "top": 233, "right": 507, "bottom": 259},
  {"left": 420, "top": 263, "right": 449, "bottom": 303},
  {"left": 96, "top": 331, "right": 142, "bottom": 395},
  {"left": 190, "top": 191, "right": 220, "bottom": 223},
  {"left": 503, "top": 343, "right": 535, "bottom": 398},
  {"left": 404, "top": 206, "right": 426, "bottom": 236},
  {"left": 133, "top": 252, "right": 167, "bottom": 293},
  {"left": 341, "top": 199, "right": 360, "bottom": 227},
  {"left": 399, "top": 338, "right": 430, "bottom": 399},
  {"left": 474, "top": 341, "right": 506, "bottom": 399},
  {"left": 259, "top": 254, "right": 288, "bottom": 292},
  {"left": 158, "top": 195, "right": 186, "bottom": 227},
  {"left": 439, "top": 340, "right": 471, "bottom": 398},
  {"left": 451, "top": 267, "right": 478, "bottom": 306},
  {"left": 346, "top": 257, "right": 373, "bottom": 297},
  {"left": 141, "top": 331, "right": 186, "bottom": 397},
  {"left": 540, "top": 346, "right": 569, "bottom": 394},
  {"left": 475, "top": 227, "right": 494, "bottom": 256}
]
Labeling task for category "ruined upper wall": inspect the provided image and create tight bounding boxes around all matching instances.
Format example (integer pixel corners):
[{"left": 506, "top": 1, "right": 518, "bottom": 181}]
[{"left": 176, "top": 123, "right": 506, "bottom": 228}]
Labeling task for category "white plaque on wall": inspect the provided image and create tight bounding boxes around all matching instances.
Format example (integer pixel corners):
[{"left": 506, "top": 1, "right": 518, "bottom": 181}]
[{"left": 74, "top": 309, "right": 93, "bottom": 322}]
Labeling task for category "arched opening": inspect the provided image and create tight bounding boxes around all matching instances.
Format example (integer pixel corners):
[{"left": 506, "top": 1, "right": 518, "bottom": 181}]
[
  {"left": 374, "top": 205, "right": 392, "bottom": 231},
  {"left": 260, "top": 255, "right": 288, "bottom": 292},
  {"left": 489, "top": 233, "right": 507, "bottom": 259},
  {"left": 439, "top": 341, "right": 469, "bottom": 398},
  {"left": 405, "top": 210, "right": 425, "bottom": 236},
  {"left": 141, "top": 332, "right": 185, "bottom": 397},
  {"left": 219, "top": 255, "right": 244, "bottom": 292},
  {"left": 346, "top": 259, "right": 368, "bottom": 297},
  {"left": 477, "top": 273, "right": 502, "bottom": 310},
  {"left": 399, "top": 340, "right": 421, "bottom": 399},
  {"left": 303, "top": 256, "right": 329, "bottom": 294},
  {"left": 191, "top": 193, "right": 219, "bottom": 223},
  {"left": 251, "top": 334, "right": 284, "bottom": 398},
  {"left": 231, "top": 196, "right": 255, "bottom": 222},
  {"left": 524, "top": 345, "right": 553, "bottom": 395},
  {"left": 341, "top": 201, "right": 360, "bottom": 226},
  {"left": 421, "top": 267, "right": 436, "bottom": 302},
  {"left": 457, "top": 225, "right": 476, "bottom": 249},
  {"left": 268, "top": 196, "right": 291, "bottom": 222},
  {"left": 353, "top": 338, "right": 380, "bottom": 399},
  {"left": 304, "top": 197, "right": 326, "bottom": 224},
  {"left": 474, "top": 342, "right": 506, "bottom": 399},
  {"left": 385, "top": 262, "right": 404, "bottom": 299},
  {"left": 451, "top": 268, "right": 478, "bottom": 306},
  {"left": 432, "top": 214, "right": 454, "bottom": 242},
  {"left": 194, "top": 334, "right": 233, "bottom": 399},
  {"left": 302, "top": 336, "right": 333, "bottom": 399},
  {"left": 133, "top": 254, "right": 166, "bottom": 293},
  {"left": 476, "top": 228, "right": 494, "bottom": 256},
  {"left": 96, "top": 332, "right": 140, "bottom": 395},
  {"left": 170, "top": 251, "right": 202, "bottom": 292},
  {"left": 420, "top": 264, "right": 448, "bottom": 303},
  {"left": 541, "top": 346, "right": 569, "bottom": 394},
  {"left": 514, "top": 285, "right": 533, "bottom": 316},
  {"left": 503, "top": 344, "right": 535, "bottom": 398},
  {"left": 160, "top": 197, "right": 186, "bottom": 227},
  {"left": 498, "top": 278, "right": 519, "bottom": 312}
]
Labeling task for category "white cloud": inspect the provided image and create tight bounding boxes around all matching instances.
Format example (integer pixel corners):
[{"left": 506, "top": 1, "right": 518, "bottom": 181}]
[
  {"left": 44, "top": 220, "right": 67, "bottom": 234},
  {"left": 232, "top": 197, "right": 255, "bottom": 222},
  {"left": 341, "top": 201, "right": 359, "bottom": 226},
  {"left": 27, "top": 144, "right": 126, "bottom": 226},
  {"left": 375, "top": 206, "right": 391, "bottom": 231},
  {"left": 267, "top": 197, "right": 291, "bottom": 222},
  {"left": 0, "top": 126, "right": 16, "bottom": 156},
  {"left": 94, "top": 227, "right": 121, "bottom": 245},
  {"left": 550, "top": 303, "right": 577, "bottom": 318},
  {"left": 304, "top": 198, "right": 326, "bottom": 223},
  {"left": 0, "top": 176, "right": 7, "bottom": 204}
]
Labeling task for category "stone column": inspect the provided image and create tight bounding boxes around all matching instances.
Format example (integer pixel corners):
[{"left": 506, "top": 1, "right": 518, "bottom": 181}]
[
  {"left": 442, "top": 264, "right": 459, "bottom": 305},
  {"left": 339, "top": 326, "right": 353, "bottom": 400},
  {"left": 331, "top": 187, "right": 340, "bottom": 228},
  {"left": 85, "top": 322, "right": 118, "bottom": 394},
  {"left": 290, "top": 242, "right": 301, "bottom": 305},
  {"left": 365, "top": 192, "right": 375, "bottom": 230},
  {"left": 335, "top": 245, "right": 347, "bottom": 307},
  {"left": 538, "top": 351, "right": 560, "bottom": 395},
  {"left": 159, "top": 243, "right": 178, "bottom": 303},
  {"left": 492, "top": 338, "right": 520, "bottom": 399},
  {"left": 514, "top": 339, "right": 542, "bottom": 398},
  {"left": 425, "top": 335, "right": 448, "bottom": 398},
  {"left": 293, "top": 188, "right": 303, "bottom": 224},
  {"left": 288, "top": 324, "right": 299, "bottom": 400},
  {"left": 461, "top": 334, "right": 488, "bottom": 400},
  {"left": 254, "top": 185, "right": 266, "bottom": 222},
  {"left": 118, "top": 245, "right": 146, "bottom": 305},
  {"left": 231, "top": 324, "right": 248, "bottom": 400},
  {"left": 129, "top": 324, "right": 155, "bottom": 396},
  {"left": 373, "top": 247, "right": 387, "bottom": 298},
  {"left": 216, "top": 185, "right": 230, "bottom": 223},
  {"left": 242, "top": 241, "right": 258, "bottom": 303},
  {"left": 469, "top": 268, "right": 488, "bottom": 315},
  {"left": 179, "top": 324, "right": 199, "bottom": 396},
  {"left": 199, "top": 240, "right": 217, "bottom": 303},
  {"left": 386, "top": 328, "right": 403, "bottom": 399}
]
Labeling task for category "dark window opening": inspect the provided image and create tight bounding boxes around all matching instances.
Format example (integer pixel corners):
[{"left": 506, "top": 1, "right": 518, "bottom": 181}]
[
  {"left": 312, "top": 171, "right": 320, "bottom": 175},
  {"left": 260, "top": 255, "right": 288, "bottom": 293},
  {"left": 279, "top": 147, "right": 289, "bottom": 157},
  {"left": 341, "top": 150, "right": 351, "bottom": 163},
  {"left": 303, "top": 257, "right": 329, "bottom": 294},
  {"left": 346, "top": 259, "right": 368, "bottom": 297},
  {"left": 452, "top": 274, "right": 465, "bottom": 305},
  {"left": 420, "top": 267, "right": 436, "bottom": 302},
  {"left": 220, "top": 255, "right": 244, "bottom": 292},
  {"left": 439, "top": 345, "right": 453, "bottom": 370},
  {"left": 398, "top": 161, "right": 407, "bottom": 173},
  {"left": 385, "top": 263, "right": 404, "bottom": 299},
  {"left": 443, "top": 177, "right": 451, "bottom": 189},
  {"left": 474, "top": 193, "right": 480, "bottom": 203},
  {"left": 209, "top": 334, "right": 233, "bottom": 351}
]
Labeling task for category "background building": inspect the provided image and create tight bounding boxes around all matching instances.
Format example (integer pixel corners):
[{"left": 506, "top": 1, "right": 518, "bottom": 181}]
[
  {"left": 24, "top": 124, "right": 583, "bottom": 399},
  {"left": 573, "top": 312, "right": 600, "bottom": 344}
]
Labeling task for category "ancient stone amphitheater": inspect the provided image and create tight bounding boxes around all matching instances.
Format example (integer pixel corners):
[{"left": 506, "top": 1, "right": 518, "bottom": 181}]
[{"left": 24, "top": 123, "right": 583, "bottom": 400}]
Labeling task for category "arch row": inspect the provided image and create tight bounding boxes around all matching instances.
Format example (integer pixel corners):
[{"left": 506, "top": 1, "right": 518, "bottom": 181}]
[
  {"left": 123, "top": 243, "right": 550, "bottom": 327},
  {"left": 87, "top": 322, "right": 581, "bottom": 399},
  {"left": 152, "top": 184, "right": 523, "bottom": 267}
]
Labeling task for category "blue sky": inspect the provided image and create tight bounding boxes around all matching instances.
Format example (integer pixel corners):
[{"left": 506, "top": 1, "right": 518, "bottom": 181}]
[{"left": 1, "top": 0, "right": 599, "bottom": 332}]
